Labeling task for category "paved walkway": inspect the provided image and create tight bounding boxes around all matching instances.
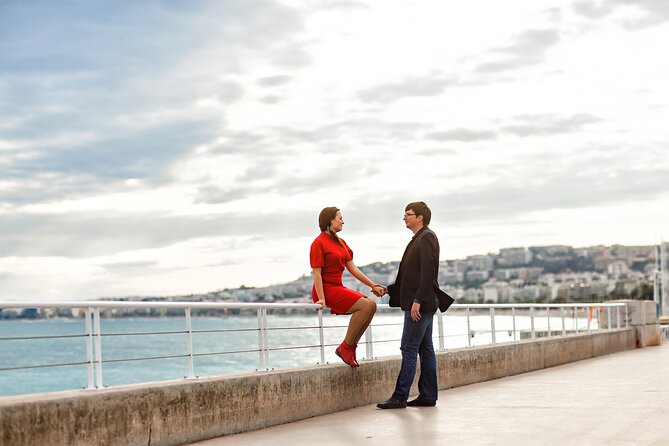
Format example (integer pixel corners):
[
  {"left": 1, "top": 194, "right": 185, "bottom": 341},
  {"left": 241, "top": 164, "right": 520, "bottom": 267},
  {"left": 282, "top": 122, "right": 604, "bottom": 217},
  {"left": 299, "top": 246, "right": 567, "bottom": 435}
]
[{"left": 191, "top": 345, "right": 669, "bottom": 446}]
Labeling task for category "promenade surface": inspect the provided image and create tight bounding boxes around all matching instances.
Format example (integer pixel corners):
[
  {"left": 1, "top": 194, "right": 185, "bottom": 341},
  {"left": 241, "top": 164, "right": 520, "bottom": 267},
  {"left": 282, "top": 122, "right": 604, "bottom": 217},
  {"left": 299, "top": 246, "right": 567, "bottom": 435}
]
[{"left": 190, "top": 343, "right": 669, "bottom": 446}]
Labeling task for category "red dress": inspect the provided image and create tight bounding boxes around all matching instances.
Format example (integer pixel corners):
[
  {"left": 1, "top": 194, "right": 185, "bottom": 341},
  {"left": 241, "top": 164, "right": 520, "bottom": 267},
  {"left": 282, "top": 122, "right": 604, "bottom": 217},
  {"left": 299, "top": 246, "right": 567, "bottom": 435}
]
[{"left": 310, "top": 232, "right": 366, "bottom": 315}]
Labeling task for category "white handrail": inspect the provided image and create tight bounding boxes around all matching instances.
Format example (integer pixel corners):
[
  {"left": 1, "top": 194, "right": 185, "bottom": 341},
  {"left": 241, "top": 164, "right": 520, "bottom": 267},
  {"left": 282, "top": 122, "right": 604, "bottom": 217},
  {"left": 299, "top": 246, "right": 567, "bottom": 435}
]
[
  {"left": 0, "top": 300, "right": 628, "bottom": 310},
  {"left": 0, "top": 300, "right": 629, "bottom": 397}
]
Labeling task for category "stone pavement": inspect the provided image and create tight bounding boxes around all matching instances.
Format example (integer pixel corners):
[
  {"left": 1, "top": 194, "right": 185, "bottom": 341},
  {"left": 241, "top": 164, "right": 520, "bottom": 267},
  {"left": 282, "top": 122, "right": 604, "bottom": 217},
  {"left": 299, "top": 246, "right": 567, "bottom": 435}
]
[{"left": 190, "top": 344, "right": 669, "bottom": 446}]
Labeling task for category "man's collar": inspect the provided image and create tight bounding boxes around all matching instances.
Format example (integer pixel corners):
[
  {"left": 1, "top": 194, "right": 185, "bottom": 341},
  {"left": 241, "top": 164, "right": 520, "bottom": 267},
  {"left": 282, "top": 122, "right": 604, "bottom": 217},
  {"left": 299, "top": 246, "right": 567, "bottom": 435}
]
[{"left": 411, "top": 225, "right": 428, "bottom": 239}]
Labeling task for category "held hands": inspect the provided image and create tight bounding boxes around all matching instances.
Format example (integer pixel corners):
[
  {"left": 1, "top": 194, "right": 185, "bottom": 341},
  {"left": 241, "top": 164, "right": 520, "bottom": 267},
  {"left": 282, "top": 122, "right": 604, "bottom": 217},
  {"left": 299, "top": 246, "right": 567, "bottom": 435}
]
[{"left": 371, "top": 284, "right": 387, "bottom": 297}]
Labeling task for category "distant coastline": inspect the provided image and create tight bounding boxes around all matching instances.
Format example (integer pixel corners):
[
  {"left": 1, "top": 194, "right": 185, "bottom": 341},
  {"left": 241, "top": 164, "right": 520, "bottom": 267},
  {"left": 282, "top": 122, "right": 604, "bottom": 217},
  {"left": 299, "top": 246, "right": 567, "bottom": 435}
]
[{"left": 1, "top": 243, "right": 662, "bottom": 320}]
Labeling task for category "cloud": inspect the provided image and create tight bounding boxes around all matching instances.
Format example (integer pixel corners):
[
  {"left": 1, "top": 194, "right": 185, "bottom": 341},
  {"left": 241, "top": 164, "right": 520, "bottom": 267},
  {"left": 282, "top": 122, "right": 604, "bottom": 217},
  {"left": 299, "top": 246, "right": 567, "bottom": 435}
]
[
  {"left": 194, "top": 156, "right": 379, "bottom": 205},
  {"left": 0, "top": 0, "right": 309, "bottom": 206},
  {"left": 341, "top": 146, "right": 669, "bottom": 234},
  {"left": 195, "top": 186, "right": 248, "bottom": 205},
  {"left": 424, "top": 114, "right": 599, "bottom": 144},
  {"left": 573, "top": 0, "right": 669, "bottom": 28},
  {"left": 0, "top": 209, "right": 316, "bottom": 258},
  {"left": 502, "top": 113, "right": 600, "bottom": 137},
  {"left": 257, "top": 75, "right": 292, "bottom": 87},
  {"left": 310, "top": 0, "right": 368, "bottom": 12},
  {"left": 475, "top": 29, "right": 560, "bottom": 73},
  {"left": 357, "top": 72, "right": 457, "bottom": 103},
  {"left": 428, "top": 129, "right": 497, "bottom": 142},
  {"left": 101, "top": 261, "right": 159, "bottom": 274}
]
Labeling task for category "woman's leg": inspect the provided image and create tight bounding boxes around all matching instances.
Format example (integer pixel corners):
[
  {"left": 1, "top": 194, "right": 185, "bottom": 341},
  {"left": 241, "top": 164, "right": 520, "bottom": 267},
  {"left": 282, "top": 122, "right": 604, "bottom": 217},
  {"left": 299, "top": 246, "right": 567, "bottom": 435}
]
[{"left": 344, "top": 298, "right": 377, "bottom": 345}]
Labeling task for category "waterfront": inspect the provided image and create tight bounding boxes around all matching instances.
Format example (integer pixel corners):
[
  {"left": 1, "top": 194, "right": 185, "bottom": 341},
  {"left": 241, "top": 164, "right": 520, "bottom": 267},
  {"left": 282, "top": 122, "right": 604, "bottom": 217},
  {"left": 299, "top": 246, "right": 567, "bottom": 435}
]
[{"left": 0, "top": 311, "right": 593, "bottom": 397}]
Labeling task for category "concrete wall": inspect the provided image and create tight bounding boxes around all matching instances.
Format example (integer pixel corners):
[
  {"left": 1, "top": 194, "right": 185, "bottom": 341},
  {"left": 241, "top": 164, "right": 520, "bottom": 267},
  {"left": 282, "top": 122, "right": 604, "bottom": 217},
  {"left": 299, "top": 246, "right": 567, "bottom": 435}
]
[
  {"left": 601, "top": 300, "right": 661, "bottom": 347},
  {"left": 0, "top": 328, "right": 636, "bottom": 446}
]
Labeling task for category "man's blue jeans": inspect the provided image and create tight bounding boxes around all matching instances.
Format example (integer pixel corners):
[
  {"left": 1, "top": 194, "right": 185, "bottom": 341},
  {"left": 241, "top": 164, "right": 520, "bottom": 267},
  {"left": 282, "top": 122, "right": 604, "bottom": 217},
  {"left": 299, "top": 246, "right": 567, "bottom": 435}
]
[{"left": 391, "top": 310, "right": 438, "bottom": 402}]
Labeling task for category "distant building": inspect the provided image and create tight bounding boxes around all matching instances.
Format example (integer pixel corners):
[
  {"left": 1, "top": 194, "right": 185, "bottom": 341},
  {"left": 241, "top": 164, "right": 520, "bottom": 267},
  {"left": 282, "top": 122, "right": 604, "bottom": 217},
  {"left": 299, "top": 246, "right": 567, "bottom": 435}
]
[
  {"left": 516, "top": 267, "right": 543, "bottom": 282},
  {"left": 498, "top": 248, "right": 532, "bottom": 267},
  {"left": 614, "top": 279, "right": 640, "bottom": 295},
  {"left": 594, "top": 257, "right": 616, "bottom": 272},
  {"left": 453, "top": 260, "right": 468, "bottom": 273},
  {"left": 482, "top": 283, "right": 499, "bottom": 303},
  {"left": 607, "top": 261, "right": 629, "bottom": 279},
  {"left": 495, "top": 269, "right": 517, "bottom": 281},
  {"left": 465, "top": 270, "right": 490, "bottom": 282},
  {"left": 466, "top": 255, "right": 494, "bottom": 271},
  {"left": 556, "top": 281, "right": 608, "bottom": 300},
  {"left": 440, "top": 268, "right": 463, "bottom": 284},
  {"left": 513, "top": 286, "right": 542, "bottom": 301}
]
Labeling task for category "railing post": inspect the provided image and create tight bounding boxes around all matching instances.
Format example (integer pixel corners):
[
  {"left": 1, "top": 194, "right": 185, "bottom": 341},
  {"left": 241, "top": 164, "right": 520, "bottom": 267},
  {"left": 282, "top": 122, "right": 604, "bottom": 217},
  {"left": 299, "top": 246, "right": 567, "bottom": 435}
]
[
  {"left": 185, "top": 307, "right": 194, "bottom": 379},
  {"left": 466, "top": 307, "right": 472, "bottom": 347},
  {"left": 530, "top": 306, "right": 536, "bottom": 339},
  {"left": 489, "top": 307, "right": 496, "bottom": 345},
  {"left": 93, "top": 307, "right": 103, "bottom": 388},
  {"left": 607, "top": 307, "right": 612, "bottom": 330},
  {"left": 317, "top": 309, "right": 326, "bottom": 364},
  {"left": 84, "top": 308, "right": 95, "bottom": 389},
  {"left": 547, "top": 306, "right": 551, "bottom": 338},
  {"left": 561, "top": 307, "right": 566, "bottom": 336},
  {"left": 512, "top": 307, "right": 517, "bottom": 341},
  {"left": 574, "top": 307, "right": 579, "bottom": 333},
  {"left": 262, "top": 307, "right": 270, "bottom": 369},
  {"left": 257, "top": 308, "right": 266, "bottom": 370},
  {"left": 365, "top": 324, "right": 374, "bottom": 359},
  {"left": 625, "top": 304, "right": 629, "bottom": 328},
  {"left": 616, "top": 306, "right": 621, "bottom": 329},
  {"left": 437, "top": 310, "right": 445, "bottom": 351},
  {"left": 587, "top": 305, "right": 591, "bottom": 332}
]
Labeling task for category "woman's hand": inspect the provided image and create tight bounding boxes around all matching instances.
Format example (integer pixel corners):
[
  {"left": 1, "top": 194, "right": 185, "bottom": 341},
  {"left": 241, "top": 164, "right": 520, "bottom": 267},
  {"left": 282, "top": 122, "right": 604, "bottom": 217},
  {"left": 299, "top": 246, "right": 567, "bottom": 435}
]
[
  {"left": 371, "top": 284, "right": 386, "bottom": 297},
  {"left": 316, "top": 298, "right": 326, "bottom": 309}
]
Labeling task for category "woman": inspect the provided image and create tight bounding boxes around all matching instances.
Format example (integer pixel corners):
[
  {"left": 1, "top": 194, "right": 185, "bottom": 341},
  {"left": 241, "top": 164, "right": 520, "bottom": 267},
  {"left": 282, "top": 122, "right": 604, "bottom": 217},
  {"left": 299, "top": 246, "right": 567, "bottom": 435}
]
[{"left": 310, "top": 207, "right": 383, "bottom": 367}]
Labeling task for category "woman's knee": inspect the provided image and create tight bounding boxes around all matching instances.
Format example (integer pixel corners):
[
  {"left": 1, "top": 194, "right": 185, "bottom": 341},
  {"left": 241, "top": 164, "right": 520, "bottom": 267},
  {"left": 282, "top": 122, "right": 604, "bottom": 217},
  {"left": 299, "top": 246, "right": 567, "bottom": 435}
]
[{"left": 366, "top": 298, "right": 377, "bottom": 314}]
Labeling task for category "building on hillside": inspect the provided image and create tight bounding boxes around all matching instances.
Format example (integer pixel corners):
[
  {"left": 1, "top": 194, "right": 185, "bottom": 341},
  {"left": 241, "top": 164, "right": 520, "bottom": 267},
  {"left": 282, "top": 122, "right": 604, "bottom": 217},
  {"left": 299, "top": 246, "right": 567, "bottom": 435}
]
[
  {"left": 465, "top": 270, "right": 490, "bottom": 282},
  {"left": 498, "top": 247, "right": 532, "bottom": 267},
  {"left": 466, "top": 255, "right": 494, "bottom": 271},
  {"left": 440, "top": 268, "right": 463, "bottom": 284},
  {"left": 607, "top": 261, "right": 630, "bottom": 279},
  {"left": 516, "top": 267, "right": 543, "bottom": 282},
  {"left": 512, "top": 286, "right": 543, "bottom": 301},
  {"left": 556, "top": 281, "right": 608, "bottom": 300}
]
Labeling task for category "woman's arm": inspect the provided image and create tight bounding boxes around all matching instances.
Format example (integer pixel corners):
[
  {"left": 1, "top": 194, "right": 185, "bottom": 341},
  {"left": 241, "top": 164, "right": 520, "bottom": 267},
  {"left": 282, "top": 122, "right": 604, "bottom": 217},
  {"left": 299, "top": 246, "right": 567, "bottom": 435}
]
[
  {"left": 346, "top": 261, "right": 385, "bottom": 296},
  {"left": 312, "top": 267, "right": 326, "bottom": 308}
]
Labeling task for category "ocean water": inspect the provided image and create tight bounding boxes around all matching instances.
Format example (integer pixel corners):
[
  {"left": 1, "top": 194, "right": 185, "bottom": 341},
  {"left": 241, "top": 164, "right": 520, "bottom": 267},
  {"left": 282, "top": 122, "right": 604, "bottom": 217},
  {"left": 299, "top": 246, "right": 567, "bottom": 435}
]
[{"left": 0, "top": 311, "right": 585, "bottom": 397}]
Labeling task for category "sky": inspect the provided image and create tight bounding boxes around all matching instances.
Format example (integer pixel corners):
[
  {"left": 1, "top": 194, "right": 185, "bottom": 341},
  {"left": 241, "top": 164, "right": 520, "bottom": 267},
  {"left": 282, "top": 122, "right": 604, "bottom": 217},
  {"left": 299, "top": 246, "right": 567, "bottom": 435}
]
[{"left": 1, "top": 0, "right": 668, "bottom": 301}]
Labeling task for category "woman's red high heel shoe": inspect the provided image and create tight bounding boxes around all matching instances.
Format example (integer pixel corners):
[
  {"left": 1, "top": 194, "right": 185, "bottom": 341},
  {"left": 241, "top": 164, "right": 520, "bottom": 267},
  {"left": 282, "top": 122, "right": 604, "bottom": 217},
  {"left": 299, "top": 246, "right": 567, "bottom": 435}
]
[
  {"left": 335, "top": 341, "right": 358, "bottom": 367},
  {"left": 351, "top": 343, "right": 360, "bottom": 367}
]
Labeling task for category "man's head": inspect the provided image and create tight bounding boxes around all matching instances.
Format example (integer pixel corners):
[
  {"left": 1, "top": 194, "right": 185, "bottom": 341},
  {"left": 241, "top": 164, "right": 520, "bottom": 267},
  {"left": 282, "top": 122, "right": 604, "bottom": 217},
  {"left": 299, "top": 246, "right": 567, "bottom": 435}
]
[{"left": 403, "top": 201, "right": 431, "bottom": 233}]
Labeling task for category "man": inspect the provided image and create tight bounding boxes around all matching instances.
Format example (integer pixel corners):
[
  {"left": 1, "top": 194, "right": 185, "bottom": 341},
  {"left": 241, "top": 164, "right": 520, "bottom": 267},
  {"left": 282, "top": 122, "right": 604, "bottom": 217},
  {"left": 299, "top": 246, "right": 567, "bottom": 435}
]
[{"left": 378, "top": 201, "right": 454, "bottom": 409}]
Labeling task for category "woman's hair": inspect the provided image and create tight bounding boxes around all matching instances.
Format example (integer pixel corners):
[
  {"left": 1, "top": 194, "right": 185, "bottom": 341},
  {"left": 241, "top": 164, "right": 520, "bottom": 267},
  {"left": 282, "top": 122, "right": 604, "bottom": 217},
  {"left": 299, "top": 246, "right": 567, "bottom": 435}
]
[{"left": 318, "top": 206, "right": 343, "bottom": 245}]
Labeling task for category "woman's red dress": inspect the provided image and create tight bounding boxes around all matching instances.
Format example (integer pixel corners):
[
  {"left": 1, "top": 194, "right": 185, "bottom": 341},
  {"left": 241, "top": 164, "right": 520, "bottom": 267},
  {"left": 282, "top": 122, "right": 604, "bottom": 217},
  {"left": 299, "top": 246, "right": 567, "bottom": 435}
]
[{"left": 310, "top": 232, "right": 366, "bottom": 315}]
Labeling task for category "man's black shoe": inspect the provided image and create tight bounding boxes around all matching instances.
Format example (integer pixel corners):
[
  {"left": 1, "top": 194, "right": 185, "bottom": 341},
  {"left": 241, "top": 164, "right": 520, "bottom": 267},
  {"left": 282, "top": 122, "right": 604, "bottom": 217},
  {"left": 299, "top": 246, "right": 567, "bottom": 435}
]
[
  {"left": 377, "top": 397, "right": 407, "bottom": 409},
  {"left": 407, "top": 397, "right": 437, "bottom": 407}
]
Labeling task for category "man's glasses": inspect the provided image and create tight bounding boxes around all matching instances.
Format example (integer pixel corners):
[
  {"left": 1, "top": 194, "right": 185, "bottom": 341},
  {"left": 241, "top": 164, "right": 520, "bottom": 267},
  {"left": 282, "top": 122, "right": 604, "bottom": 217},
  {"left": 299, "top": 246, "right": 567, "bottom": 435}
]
[{"left": 403, "top": 212, "right": 417, "bottom": 218}]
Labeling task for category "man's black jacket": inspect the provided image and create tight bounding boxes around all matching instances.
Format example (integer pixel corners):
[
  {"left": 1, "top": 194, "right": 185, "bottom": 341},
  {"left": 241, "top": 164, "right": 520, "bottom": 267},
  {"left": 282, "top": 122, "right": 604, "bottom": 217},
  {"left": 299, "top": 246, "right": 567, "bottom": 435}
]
[{"left": 387, "top": 226, "right": 454, "bottom": 313}]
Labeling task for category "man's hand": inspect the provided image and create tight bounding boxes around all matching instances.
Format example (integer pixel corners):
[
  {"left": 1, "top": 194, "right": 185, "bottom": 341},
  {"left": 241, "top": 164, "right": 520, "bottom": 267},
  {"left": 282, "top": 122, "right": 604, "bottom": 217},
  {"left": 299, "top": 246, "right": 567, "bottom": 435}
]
[
  {"left": 411, "top": 302, "right": 421, "bottom": 321},
  {"left": 371, "top": 284, "right": 386, "bottom": 297}
]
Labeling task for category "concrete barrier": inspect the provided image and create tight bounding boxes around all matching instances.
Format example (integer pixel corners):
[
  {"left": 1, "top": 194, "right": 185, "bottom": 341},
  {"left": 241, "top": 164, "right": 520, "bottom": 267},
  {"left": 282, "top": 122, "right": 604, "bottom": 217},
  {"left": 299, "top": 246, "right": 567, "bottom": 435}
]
[
  {"left": 0, "top": 328, "right": 636, "bottom": 446},
  {"left": 601, "top": 300, "right": 661, "bottom": 347}
]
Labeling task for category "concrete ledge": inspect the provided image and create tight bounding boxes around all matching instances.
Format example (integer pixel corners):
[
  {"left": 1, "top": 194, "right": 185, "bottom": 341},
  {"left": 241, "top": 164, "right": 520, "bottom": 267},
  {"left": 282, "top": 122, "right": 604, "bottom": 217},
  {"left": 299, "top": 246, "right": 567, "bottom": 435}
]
[{"left": 0, "top": 328, "right": 636, "bottom": 446}]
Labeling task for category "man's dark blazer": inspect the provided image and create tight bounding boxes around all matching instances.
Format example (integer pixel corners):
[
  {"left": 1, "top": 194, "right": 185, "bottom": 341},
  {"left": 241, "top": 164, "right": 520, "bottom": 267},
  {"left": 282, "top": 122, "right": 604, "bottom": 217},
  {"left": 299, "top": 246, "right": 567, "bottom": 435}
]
[{"left": 387, "top": 226, "right": 454, "bottom": 313}]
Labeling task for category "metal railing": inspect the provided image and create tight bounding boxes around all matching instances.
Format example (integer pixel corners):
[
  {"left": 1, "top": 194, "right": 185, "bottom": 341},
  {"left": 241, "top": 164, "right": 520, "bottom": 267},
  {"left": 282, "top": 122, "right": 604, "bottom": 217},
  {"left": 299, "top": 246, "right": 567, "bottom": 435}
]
[{"left": 0, "top": 301, "right": 628, "bottom": 395}]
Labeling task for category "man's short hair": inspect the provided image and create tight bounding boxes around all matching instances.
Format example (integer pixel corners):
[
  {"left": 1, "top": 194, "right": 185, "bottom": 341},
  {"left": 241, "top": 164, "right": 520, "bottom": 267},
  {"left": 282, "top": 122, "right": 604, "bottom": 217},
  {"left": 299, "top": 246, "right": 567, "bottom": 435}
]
[{"left": 405, "top": 201, "right": 431, "bottom": 225}]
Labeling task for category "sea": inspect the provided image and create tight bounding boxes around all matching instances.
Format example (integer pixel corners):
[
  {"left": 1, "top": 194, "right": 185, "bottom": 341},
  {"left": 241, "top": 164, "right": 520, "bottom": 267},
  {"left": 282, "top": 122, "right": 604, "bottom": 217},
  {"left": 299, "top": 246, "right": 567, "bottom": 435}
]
[{"left": 0, "top": 311, "right": 571, "bottom": 397}]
